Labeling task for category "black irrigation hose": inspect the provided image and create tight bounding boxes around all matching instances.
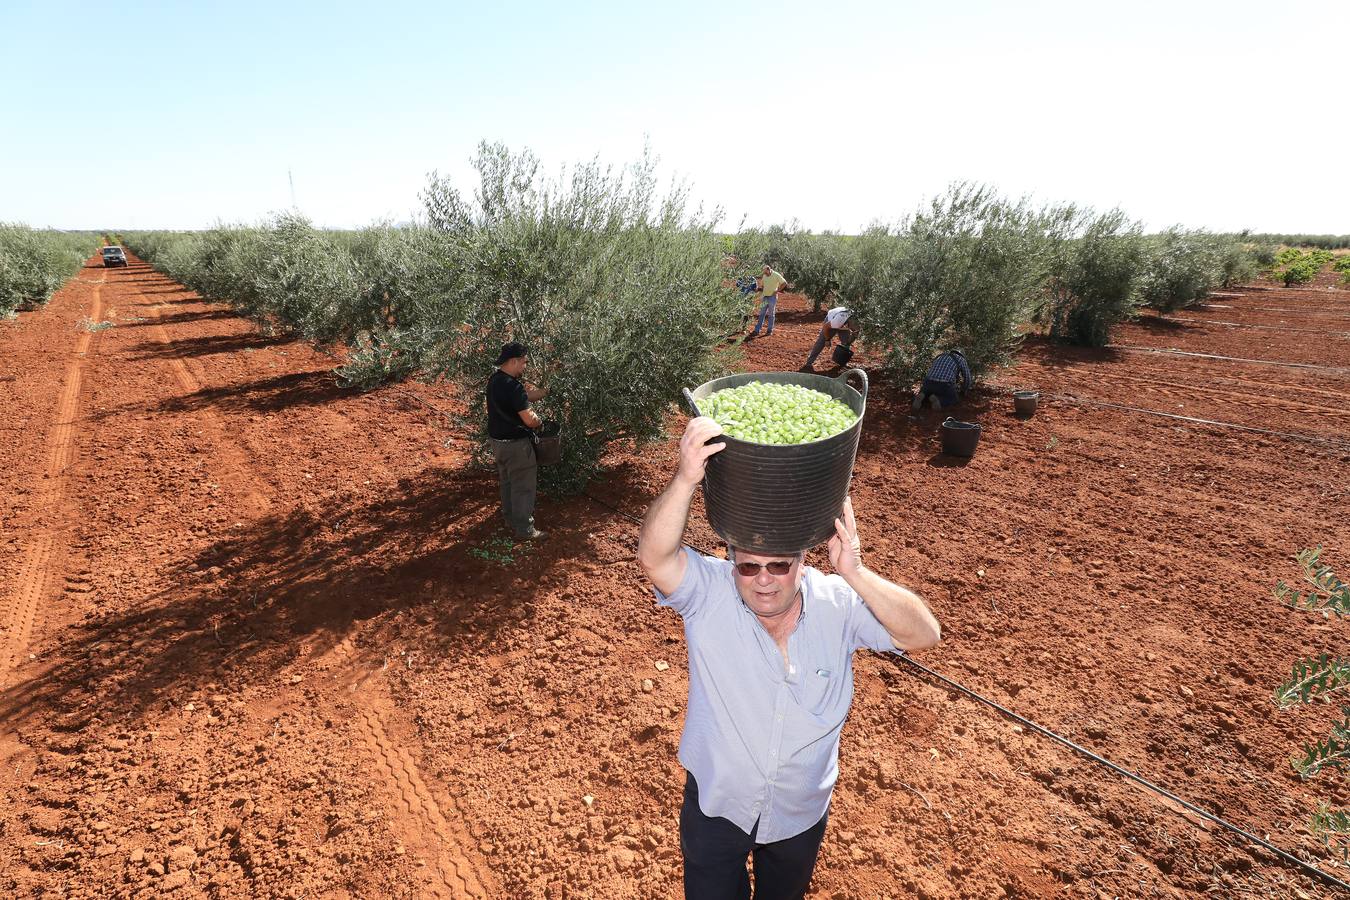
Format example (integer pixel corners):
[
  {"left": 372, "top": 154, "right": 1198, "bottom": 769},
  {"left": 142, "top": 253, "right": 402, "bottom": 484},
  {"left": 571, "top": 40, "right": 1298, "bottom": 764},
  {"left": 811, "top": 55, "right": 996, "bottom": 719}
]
[
  {"left": 893, "top": 655, "right": 1350, "bottom": 895},
  {"left": 1199, "top": 303, "right": 1350, "bottom": 319},
  {"left": 1162, "top": 315, "right": 1350, "bottom": 338},
  {"left": 579, "top": 495, "right": 1350, "bottom": 892},
  {"left": 1107, "top": 345, "right": 1350, "bottom": 376},
  {"left": 581, "top": 490, "right": 1350, "bottom": 891},
  {"left": 583, "top": 490, "right": 646, "bottom": 527},
  {"left": 1040, "top": 390, "right": 1350, "bottom": 451}
]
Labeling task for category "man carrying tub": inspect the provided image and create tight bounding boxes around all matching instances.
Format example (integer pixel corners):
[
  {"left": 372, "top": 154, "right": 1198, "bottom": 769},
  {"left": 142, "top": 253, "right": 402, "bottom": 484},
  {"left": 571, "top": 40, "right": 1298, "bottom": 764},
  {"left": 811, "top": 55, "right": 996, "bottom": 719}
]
[{"left": 637, "top": 417, "right": 941, "bottom": 899}]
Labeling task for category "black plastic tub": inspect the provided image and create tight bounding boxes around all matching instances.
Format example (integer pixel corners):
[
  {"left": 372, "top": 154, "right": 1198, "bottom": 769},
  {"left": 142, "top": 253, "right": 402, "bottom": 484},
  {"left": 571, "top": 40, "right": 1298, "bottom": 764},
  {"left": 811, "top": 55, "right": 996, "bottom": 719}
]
[
  {"left": 684, "top": 369, "right": 868, "bottom": 555},
  {"left": 831, "top": 343, "right": 853, "bottom": 366},
  {"left": 533, "top": 421, "right": 562, "bottom": 466},
  {"left": 940, "top": 418, "right": 981, "bottom": 457},
  {"left": 1013, "top": 390, "right": 1039, "bottom": 417}
]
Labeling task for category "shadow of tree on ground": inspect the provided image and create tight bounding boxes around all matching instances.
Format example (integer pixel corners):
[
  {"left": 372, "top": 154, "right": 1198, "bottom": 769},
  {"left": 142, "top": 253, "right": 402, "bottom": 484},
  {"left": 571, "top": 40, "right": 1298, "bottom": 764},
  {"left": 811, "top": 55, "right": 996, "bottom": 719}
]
[{"left": 0, "top": 463, "right": 640, "bottom": 734}]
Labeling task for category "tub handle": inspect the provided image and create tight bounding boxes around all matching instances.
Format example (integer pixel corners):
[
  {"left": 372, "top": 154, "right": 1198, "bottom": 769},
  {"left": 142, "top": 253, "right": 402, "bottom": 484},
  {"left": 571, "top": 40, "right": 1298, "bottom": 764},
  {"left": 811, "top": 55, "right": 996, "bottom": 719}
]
[
  {"left": 682, "top": 387, "right": 703, "bottom": 418},
  {"left": 838, "top": 367, "right": 869, "bottom": 403}
]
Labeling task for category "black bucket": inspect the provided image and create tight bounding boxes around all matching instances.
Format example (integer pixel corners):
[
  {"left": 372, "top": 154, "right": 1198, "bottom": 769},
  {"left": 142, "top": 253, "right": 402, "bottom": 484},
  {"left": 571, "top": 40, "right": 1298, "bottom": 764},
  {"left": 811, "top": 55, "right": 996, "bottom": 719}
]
[
  {"left": 533, "top": 421, "right": 562, "bottom": 466},
  {"left": 684, "top": 369, "right": 868, "bottom": 555},
  {"left": 831, "top": 343, "right": 853, "bottom": 366},
  {"left": 940, "top": 418, "right": 981, "bottom": 457},
  {"left": 1013, "top": 390, "right": 1039, "bottom": 417}
]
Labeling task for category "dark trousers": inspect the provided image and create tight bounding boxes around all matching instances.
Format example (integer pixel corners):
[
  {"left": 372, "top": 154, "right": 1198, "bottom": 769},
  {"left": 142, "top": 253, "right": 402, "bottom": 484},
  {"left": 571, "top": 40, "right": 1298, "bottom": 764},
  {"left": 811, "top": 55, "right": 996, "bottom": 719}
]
[
  {"left": 488, "top": 436, "right": 537, "bottom": 536},
  {"left": 918, "top": 378, "right": 960, "bottom": 408},
  {"left": 680, "top": 773, "right": 828, "bottom": 900},
  {"left": 803, "top": 326, "right": 855, "bottom": 368}
]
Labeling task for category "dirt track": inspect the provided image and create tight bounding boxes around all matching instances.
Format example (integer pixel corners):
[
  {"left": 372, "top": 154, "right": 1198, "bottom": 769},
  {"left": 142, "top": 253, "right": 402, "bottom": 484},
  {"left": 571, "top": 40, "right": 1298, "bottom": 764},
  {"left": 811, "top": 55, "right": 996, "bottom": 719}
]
[{"left": 1, "top": 255, "right": 1348, "bottom": 898}]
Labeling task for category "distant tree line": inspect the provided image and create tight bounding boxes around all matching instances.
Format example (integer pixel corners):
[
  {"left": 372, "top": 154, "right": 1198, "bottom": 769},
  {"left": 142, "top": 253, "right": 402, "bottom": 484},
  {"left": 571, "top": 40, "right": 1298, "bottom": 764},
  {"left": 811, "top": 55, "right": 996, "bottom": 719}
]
[{"left": 1237, "top": 233, "right": 1350, "bottom": 250}]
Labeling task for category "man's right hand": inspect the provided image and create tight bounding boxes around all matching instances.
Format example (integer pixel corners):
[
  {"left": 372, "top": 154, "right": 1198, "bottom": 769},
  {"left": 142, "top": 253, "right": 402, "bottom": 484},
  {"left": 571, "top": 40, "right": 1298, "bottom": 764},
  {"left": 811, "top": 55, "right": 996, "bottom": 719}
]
[
  {"left": 639, "top": 416, "right": 725, "bottom": 594},
  {"left": 676, "top": 416, "right": 725, "bottom": 487}
]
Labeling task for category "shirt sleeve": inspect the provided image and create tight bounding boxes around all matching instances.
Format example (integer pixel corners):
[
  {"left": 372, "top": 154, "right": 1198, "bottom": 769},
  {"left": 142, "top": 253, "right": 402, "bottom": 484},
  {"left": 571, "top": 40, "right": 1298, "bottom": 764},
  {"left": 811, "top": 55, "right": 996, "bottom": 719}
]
[
  {"left": 654, "top": 547, "right": 725, "bottom": 620},
  {"left": 848, "top": 591, "right": 900, "bottom": 653},
  {"left": 509, "top": 380, "right": 529, "bottom": 413}
]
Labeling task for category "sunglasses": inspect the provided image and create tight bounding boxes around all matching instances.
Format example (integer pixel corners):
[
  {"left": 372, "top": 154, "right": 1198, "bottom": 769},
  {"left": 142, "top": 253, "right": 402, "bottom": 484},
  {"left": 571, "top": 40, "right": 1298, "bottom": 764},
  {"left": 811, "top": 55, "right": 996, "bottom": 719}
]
[{"left": 733, "top": 560, "right": 795, "bottom": 577}]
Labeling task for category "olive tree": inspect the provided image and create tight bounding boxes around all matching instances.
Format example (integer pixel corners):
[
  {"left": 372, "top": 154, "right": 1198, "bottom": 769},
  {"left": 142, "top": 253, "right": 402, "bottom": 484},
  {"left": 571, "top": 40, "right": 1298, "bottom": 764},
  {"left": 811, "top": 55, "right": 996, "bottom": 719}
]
[
  {"left": 850, "top": 184, "right": 1054, "bottom": 384},
  {"left": 776, "top": 231, "right": 849, "bottom": 314},
  {"left": 1138, "top": 228, "right": 1225, "bottom": 312},
  {"left": 413, "top": 142, "right": 743, "bottom": 490},
  {"left": 1041, "top": 208, "right": 1146, "bottom": 348}
]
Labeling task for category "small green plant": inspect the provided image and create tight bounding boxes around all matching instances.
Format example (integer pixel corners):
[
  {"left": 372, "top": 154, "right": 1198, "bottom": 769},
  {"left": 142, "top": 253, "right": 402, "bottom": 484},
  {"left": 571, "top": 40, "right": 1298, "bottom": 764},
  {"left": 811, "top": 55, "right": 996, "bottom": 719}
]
[
  {"left": 77, "top": 317, "right": 115, "bottom": 332},
  {"left": 1332, "top": 255, "right": 1350, "bottom": 285},
  {"left": 1275, "top": 247, "right": 1304, "bottom": 268},
  {"left": 1277, "top": 547, "right": 1350, "bottom": 616},
  {"left": 335, "top": 329, "right": 417, "bottom": 390},
  {"left": 1273, "top": 547, "right": 1350, "bottom": 853},
  {"left": 468, "top": 535, "right": 521, "bottom": 565},
  {"left": 1272, "top": 248, "right": 1335, "bottom": 286}
]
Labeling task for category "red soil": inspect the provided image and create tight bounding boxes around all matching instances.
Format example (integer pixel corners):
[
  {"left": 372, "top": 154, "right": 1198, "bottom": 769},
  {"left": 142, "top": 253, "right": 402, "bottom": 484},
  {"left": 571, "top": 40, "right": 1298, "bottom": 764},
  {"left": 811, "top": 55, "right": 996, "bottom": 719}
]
[{"left": 1, "top": 257, "right": 1347, "bottom": 898}]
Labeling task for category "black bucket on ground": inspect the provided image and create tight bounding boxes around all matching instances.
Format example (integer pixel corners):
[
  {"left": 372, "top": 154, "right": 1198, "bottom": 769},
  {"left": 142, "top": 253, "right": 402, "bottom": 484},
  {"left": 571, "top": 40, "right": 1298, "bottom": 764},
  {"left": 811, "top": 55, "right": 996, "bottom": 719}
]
[
  {"left": 940, "top": 418, "right": 981, "bottom": 457},
  {"left": 533, "top": 421, "right": 562, "bottom": 466},
  {"left": 1013, "top": 390, "right": 1039, "bottom": 417},
  {"left": 684, "top": 369, "right": 868, "bottom": 555},
  {"left": 831, "top": 343, "right": 854, "bottom": 366}
]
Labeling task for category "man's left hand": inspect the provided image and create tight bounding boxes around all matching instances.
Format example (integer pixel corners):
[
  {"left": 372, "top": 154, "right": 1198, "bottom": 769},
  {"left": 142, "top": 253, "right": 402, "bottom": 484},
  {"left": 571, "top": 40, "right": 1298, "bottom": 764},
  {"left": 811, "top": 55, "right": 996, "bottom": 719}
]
[{"left": 828, "top": 495, "right": 863, "bottom": 579}]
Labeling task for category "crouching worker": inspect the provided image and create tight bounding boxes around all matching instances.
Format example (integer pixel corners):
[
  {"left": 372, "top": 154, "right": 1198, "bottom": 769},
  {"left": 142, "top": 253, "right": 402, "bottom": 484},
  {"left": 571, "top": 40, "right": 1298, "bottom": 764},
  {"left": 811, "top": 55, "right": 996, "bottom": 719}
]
[
  {"left": 911, "top": 347, "right": 973, "bottom": 413},
  {"left": 800, "top": 306, "right": 857, "bottom": 372},
  {"left": 637, "top": 416, "right": 941, "bottom": 899},
  {"left": 486, "top": 341, "right": 548, "bottom": 540}
]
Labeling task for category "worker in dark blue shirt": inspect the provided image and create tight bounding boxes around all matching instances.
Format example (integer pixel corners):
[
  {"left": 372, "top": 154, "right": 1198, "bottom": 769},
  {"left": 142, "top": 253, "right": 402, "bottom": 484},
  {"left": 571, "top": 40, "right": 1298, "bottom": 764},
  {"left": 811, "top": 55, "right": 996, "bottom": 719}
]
[{"left": 911, "top": 349, "right": 973, "bottom": 413}]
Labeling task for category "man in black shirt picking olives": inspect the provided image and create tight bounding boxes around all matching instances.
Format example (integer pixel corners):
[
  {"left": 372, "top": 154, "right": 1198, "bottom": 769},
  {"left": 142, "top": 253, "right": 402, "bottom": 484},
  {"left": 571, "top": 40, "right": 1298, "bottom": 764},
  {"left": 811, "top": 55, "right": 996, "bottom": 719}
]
[{"left": 486, "top": 342, "right": 548, "bottom": 540}]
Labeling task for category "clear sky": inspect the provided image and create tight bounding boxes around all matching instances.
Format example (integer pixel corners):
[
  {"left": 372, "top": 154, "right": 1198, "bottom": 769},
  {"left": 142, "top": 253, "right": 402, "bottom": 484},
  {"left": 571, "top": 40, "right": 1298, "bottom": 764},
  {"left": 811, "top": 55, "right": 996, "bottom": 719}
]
[{"left": 3, "top": 0, "right": 1346, "bottom": 234}]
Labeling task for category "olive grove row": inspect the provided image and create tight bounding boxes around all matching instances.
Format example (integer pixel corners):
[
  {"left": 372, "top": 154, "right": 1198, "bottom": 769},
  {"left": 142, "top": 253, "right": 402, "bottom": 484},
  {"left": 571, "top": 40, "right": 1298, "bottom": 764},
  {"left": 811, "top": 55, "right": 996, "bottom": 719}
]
[
  {"left": 0, "top": 224, "right": 103, "bottom": 318},
  {"left": 117, "top": 144, "right": 1312, "bottom": 486}
]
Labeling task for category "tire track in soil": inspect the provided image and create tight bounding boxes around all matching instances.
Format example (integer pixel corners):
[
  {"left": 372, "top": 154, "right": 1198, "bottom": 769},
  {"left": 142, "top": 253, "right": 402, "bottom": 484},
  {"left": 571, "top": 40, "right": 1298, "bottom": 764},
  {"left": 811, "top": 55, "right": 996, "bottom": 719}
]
[
  {"left": 140, "top": 293, "right": 274, "bottom": 517},
  {"left": 351, "top": 702, "right": 498, "bottom": 898},
  {"left": 318, "top": 634, "right": 498, "bottom": 898},
  {"left": 0, "top": 277, "right": 104, "bottom": 686},
  {"left": 130, "top": 275, "right": 495, "bottom": 897}
]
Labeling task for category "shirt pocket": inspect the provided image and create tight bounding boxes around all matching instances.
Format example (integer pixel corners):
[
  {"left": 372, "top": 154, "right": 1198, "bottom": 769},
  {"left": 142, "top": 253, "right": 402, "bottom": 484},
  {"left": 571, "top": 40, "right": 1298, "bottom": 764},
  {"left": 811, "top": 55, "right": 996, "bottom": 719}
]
[{"left": 801, "top": 666, "right": 836, "bottom": 719}]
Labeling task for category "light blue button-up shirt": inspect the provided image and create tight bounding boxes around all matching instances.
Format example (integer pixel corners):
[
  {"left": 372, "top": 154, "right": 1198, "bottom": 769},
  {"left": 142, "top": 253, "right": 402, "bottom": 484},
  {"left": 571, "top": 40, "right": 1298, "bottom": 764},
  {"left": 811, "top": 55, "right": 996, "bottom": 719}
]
[{"left": 655, "top": 547, "right": 899, "bottom": 843}]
